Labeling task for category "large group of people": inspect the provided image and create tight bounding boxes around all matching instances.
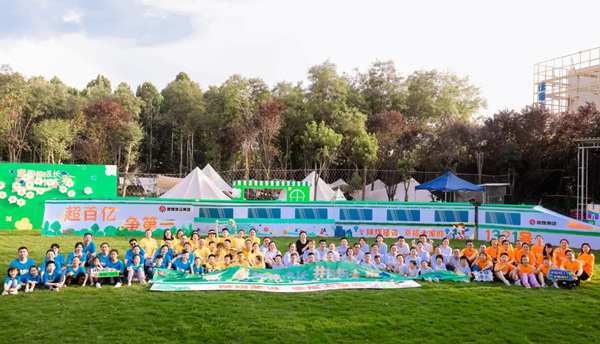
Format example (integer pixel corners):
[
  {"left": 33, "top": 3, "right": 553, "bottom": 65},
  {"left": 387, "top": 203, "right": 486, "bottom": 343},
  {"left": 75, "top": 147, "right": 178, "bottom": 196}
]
[{"left": 3, "top": 225, "right": 595, "bottom": 295}]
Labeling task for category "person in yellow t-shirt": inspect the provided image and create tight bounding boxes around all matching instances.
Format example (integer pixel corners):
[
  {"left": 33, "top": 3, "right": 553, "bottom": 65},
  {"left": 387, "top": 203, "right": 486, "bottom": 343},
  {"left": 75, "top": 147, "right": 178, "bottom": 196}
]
[
  {"left": 234, "top": 251, "right": 250, "bottom": 267},
  {"left": 247, "top": 228, "right": 260, "bottom": 246},
  {"left": 249, "top": 243, "right": 264, "bottom": 265},
  {"left": 219, "top": 228, "right": 231, "bottom": 245},
  {"left": 218, "top": 254, "right": 234, "bottom": 270},
  {"left": 560, "top": 249, "right": 583, "bottom": 289},
  {"left": 214, "top": 243, "right": 226, "bottom": 264},
  {"left": 205, "top": 255, "right": 219, "bottom": 273},
  {"left": 188, "top": 231, "right": 201, "bottom": 253},
  {"left": 206, "top": 230, "right": 218, "bottom": 248},
  {"left": 231, "top": 229, "right": 246, "bottom": 251},
  {"left": 161, "top": 228, "right": 176, "bottom": 247},
  {"left": 531, "top": 235, "right": 545, "bottom": 260},
  {"left": 194, "top": 238, "right": 211, "bottom": 265},
  {"left": 494, "top": 252, "right": 515, "bottom": 286},
  {"left": 252, "top": 255, "right": 265, "bottom": 269},
  {"left": 139, "top": 229, "right": 158, "bottom": 264},
  {"left": 173, "top": 234, "right": 189, "bottom": 255},
  {"left": 461, "top": 240, "right": 478, "bottom": 263},
  {"left": 577, "top": 243, "right": 594, "bottom": 281},
  {"left": 242, "top": 239, "right": 253, "bottom": 259}
]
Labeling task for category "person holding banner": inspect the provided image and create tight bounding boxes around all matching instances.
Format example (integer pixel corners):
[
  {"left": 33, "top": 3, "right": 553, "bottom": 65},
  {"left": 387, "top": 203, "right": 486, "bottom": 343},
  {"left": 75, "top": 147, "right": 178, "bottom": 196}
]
[
  {"left": 560, "top": 250, "right": 583, "bottom": 289},
  {"left": 286, "top": 253, "right": 300, "bottom": 268},
  {"left": 535, "top": 256, "right": 553, "bottom": 288},
  {"left": 265, "top": 241, "right": 282, "bottom": 268},
  {"left": 577, "top": 243, "right": 594, "bottom": 281},
  {"left": 283, "top": 243, "right": 297, "bottom": 265}
]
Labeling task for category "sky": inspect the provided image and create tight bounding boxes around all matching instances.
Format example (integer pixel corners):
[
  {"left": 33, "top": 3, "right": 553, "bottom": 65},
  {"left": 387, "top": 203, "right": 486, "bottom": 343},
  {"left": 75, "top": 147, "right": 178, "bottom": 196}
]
[{"left": 1, "top": 0, "right": 599, "bottom": 117}]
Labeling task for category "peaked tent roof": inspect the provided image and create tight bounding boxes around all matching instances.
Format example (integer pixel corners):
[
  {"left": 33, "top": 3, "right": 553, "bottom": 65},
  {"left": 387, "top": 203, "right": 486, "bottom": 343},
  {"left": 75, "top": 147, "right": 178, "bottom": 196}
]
[
  {"left": 202, "top": 164, "right": 233, "bottom": 192},
  {"left": 160, "top": 167, "right": 230, "bottom": 200},
  {"left": 351, "top": 178, "right": 433, "bottom": 202},
  {"left": 415, "top": 172, "right": 484, "bottom": 192},
  {"left": 331, "top": 188, "right": 346, "bottom": 201},
  {"left": 304, "top": 171, "right": 342, "bottom": 201},
  {"left": 328, "top": 179, "right": 348, "bottom": 190}
]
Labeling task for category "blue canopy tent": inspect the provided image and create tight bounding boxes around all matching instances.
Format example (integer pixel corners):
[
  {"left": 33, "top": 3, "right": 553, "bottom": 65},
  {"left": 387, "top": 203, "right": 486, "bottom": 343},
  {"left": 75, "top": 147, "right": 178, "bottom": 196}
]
[{"left": 415, "top": 172, "right": 484, "bottom": 202}]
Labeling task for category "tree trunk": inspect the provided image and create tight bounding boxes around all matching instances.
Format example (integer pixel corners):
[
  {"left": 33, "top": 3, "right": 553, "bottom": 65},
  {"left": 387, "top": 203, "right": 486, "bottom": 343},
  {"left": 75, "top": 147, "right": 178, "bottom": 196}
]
[
  {"left": 122, "top": 143, "right": 133, "bottom": 197},
  {"left": 149, "top": 111, "right": 153, "bottom": 171},
  {"left": 179, "top": 131, "right": 183, "bottom": 177},
  {"left": 362, "top": 166, "right": 367, "bottom": 201}
]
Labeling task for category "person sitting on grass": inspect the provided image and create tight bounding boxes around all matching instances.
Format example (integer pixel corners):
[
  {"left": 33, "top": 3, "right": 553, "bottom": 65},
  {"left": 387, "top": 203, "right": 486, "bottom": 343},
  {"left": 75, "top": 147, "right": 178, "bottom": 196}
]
[
  {"left": 461, "top": 240, "right": 478, "bottom": 264},
  {"left": 515, "top": 243, "right": 535, "bottom": 266},
  {"left": 375, "top": 234, "right": 388, "bottom": 256},
  {"left": 494, "top": 253, "right": 515, "bottom": 286},
  {"left": 342, "top": 248, "right": 358, "bottom": 264},
  {"left": 430, "top": 246, "right": 446, "bottom": 266},
  {"left": 305, "top": 252, "right": 317, "bottom": 264},
  {"left": 359, "top": 237, "right": 370, "bottom": 254},
  {"left": 393, "top": 236, "right": 410, "bottom": 257},
  {"left": 406, "top": 247, "right": 422, "bottom": 267},
  {"left": 432, "top": 255, "right": 447, "bottom": 272},
  {"left": 394, "top": 255, "right": 407, "bottom": 275},
  {"left": 335, "top": 237, "right": 349, "bottom": 257},
  {"left": 40, "top": 249, "right": 61, "bottom": 276},
  {"left": 50, "top": 244, "right": 66, "bottom": 271},
  {"left": 317, "top": 240, "right": 329, "bottom": 260},
  {"left": 264, "top": 241, "right": 281, "bottom": 269},
  {"left": 124, "top": 239, "right": 146, "bottom": 266},
  {"left": 419, "top": 260, "right": 437, "bottom": 282},
  {"left": 515, "top": 255, "right": 540, "bottom": 288},
  {"left": 472, "top": 251, "right": 493, "bottom": 273},
  {"left": 252, "top": 255, "right": 266, "bottom": 269},
  {"left": 534, "top": 256, "right": 553, "bottom": 288},
  {"left": 440, "top": 237, "right": 452, "bottom": 258},
  {"left": 405, "top": 260, "right": 419, "bottom": 278},
  {"left": 352, "top": 243, "right": 364, "bottom": 263},
  {"left": 173, "top": 251, "right": 192, "bottom": 273},
  {"left": 286, "top": 253, "right": 300, "bottom": 268},
  {"left": 498, "top": 240, "right": 516, "bottom": 265},
  {"left": 250, "top": 243, "right": 264, "bottom": 266},
  {"left": 536, "top": 243, "right": 555, "bottom": 269},
  {"left": 446, "top": 248, "right": 462, "bottom": 271},
  {"left": 559, "top": 249, "right": 583, "bottom": 290},
  {"left": 360, "top": 252, "right": 376, "bottom": 268},
  {"left": 370, "top": 243, "right": 380, "bottom": 262},
  {"left": 96, "top": 243, "right": 111, "bottom": 268},
  {"left": 106, "top": 249, "right": 125, "bottom": 288},
  {"left": 577, "top": 243, "right": 594, "bottom": 281},
  {"left": 140, "top": 229, "right": 158, "bottom": 266},
  {"left": 384, "top": 245, "right": 400, "bottom": 270},
  {"left": 66, "top": 242, "right": 88, "bottom": 269},
  {"left": 154, "top": 246, "right": 172, "bottom": 271},
  {"left": 205, "top": 254, "right": 219, "bottom": 273},
  {"left": 486, "top": 238, "right": 500, "bottom": 263},
  {"left": 65, "top": 256, "right": 88, "bottom": 287},
  {"left": 3, "top": 266, "right": 21, "bottom": 296},
  {"left": 283, "top": 243, "right": 297, "bottom": 265},
  {"left": 455, "top": 256, "right": 473, "bottom": 280},
  {"left": 272, "top": 255, "right": 286, "bottom": 270},
  {"left": 191, "top": 257, "right": 205, "bottom": 276},
  {"left": 301, "top": 240, "right": 321, "bottom": 263},
  {"left": 531, "top": 235, "right": 545, "bottom": 260},
  {"left": 234, "top": 252, "right": 250, "bottom": 267},
  {"left": 373, "top": 255, "right": 386, "bottom": 270},
  {"left": 261, "top": 237, "right": 271, "bottom": 256},
  {"left": 416, "top": 242, "right": 430, "bottom": 263},
  {"left": 248, "top": 228, "right": 260, "bottom": 246},
  {"left": 23, "top": 266, "right": 41, "bottom": 293},
  {"left": 127, "top": 254, "right": 147, "bottom": 286},
  {"left": 220, "top": 254, "right": 234, "bottom": 270},
  {"left": 42, "top": 261, "right": 64, "bottom": 291},
  {"left": 325, "top": 251, "right": 336, "bottom": 263},
  {"left": 148, "top": 254, "right": 167, "bottom": 281},
  {"left": 326, "top": 243, "right": 341, "bottom": 262},
  {"left": 9, "top": 246, "right": 36, "bottom": 283}
]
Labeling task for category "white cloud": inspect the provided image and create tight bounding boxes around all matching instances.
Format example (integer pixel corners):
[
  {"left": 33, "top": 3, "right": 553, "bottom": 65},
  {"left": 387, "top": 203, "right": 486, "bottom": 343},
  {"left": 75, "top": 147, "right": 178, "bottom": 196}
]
[{"left": 62, "top": 10, "right": 83, "bottom": 24}]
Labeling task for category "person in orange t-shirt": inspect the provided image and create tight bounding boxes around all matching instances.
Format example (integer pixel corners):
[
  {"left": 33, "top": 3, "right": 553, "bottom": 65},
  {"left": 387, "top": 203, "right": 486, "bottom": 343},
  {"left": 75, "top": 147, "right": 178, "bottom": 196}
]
[
  {"left": 535, "top": 256, "right": 553, "bottom": 287},
  {"left": 531, "top": 235, "right": 545, "bottom": 259},
  {"left": 577, "top": 243, "right": 594, "bottom": 281},
  {"left": 513, "top": 240, "right": 523, "bottom": 258},
  {"left": 494, "top": 252, "right": 515, "bottom": 286},
  {"left": 461, "top": 240, "right": 478, "bottom": 263},
  {"left": 472, "top": 252, "right": 493, "bottom": 272},
  {"left": 536, "top": 243, "right": 556, "bottom": 268},
  {"left": 516, "top": 255, "right": 540, "bottom": 288},
  {"left": 515, "top": 243, "right": 535, "bottom": 266},
  {"left": 553, "top": 239, "right": 570, "bottom": 267},
  {"left": 486, "top": 238, "right": 500, "bottom": 263},
  {"left": 498, "top": 240, "right": 515, "bottom": 265},
  {"left": 560, "top": 250, "right": 583, "bottom": 289}
]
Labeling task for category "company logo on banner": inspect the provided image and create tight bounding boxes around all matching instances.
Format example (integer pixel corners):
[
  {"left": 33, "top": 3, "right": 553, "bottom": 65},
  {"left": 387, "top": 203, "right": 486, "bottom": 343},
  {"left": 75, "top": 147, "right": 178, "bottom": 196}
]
[{"left": 42, "top": 201, "right": 194, "bottom": 236}]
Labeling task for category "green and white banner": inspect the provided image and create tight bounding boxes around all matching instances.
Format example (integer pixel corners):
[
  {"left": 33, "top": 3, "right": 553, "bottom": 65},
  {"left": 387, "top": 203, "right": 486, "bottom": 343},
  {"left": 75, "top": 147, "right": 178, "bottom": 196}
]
[{"left": 150, "top": 262, "right": 470, "bottom": 292}]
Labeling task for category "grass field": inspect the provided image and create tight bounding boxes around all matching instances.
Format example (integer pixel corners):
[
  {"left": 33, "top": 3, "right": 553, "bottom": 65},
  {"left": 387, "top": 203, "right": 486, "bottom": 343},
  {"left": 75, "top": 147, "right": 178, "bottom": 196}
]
[{"left": 1, "top": 231, "right": 599, "bottom": 343}]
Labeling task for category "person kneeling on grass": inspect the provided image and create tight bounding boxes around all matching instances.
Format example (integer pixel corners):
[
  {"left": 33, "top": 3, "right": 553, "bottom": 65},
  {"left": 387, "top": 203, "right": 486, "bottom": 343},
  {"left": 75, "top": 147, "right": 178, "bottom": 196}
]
[
  {"left": 65, "top": 256, "right": 88, "bottom": 287},
  {"left": 42, "top": 261, "right": 64, "bottom": 291},
  {"left": 516, "top": 255, "right": 540, "bottom": 288},
  {"left": 559, "top": 250, "right": 583, "bottom": 290},
  {"left": 494, "top": 253, "right": 516, "bottom": 286},
  {"left": 3, "top": 266, "right": 21, "bottom": 295},
  {"left": 24, "top": 266, "right": 41, "bottom": 292},
  {"left": 455, "top": 256, "right": 473, "bottom": 280},
  {"left": 127, "top": 254, "right": 147, "bottom": 286}
]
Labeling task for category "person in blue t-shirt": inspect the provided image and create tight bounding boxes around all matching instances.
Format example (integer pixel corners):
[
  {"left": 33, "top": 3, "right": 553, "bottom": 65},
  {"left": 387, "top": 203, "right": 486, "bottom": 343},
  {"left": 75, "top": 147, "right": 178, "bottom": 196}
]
[
  {"left": 360, "top": 252, "right": 377, "bottom": 268},
  {"left": 65, "top": 256, "right": 89, "bottom": 287},
  {"left": 125, "top": 241, "right": 146, "bottom": 266},
  {"left": 66, "top": 242, "right": 88, "bottom": 269},
  {"left": 154, "top": 246, "right": 172, "bottom": 270},
  {"left": 41, "top": 249, "right": 62, "bottom": 275},
  {"left": 50, "top": 244, "right": 66, "bottom": 272},
  {"left": 89, "top": 257, "right": 105, "bottom": 289},
  {"left": 148, "top": 255, "right": 167, "bottom": 281},
  {"left": 24, "top": 266, "right": 41, "bottom": 292},
  {"left": 9, "top": 247, "right": 36, "bottom": 283},
  {"left": 106, "top": 249, "right": 125, "bottom": 288},
  {"left": 82, "top": 233, "right": 97, "bottom": 267},
  {"left": 173, "top": 251, "right": 192, "bottom": 273},
  {"left": 191, "top": 257, "right": 205, "bottom": 277},
  {"left": 42, "top": 261, "right": 64, "bottom": 291},
  {"left": 3, "top": 267, "right": 21, "bottom": 295},
  {"left": 96, "top": 242, "right": 111, "bottom": 267},
  {"left": 126, "top": 254, "right": 147, "bottom": 286}
]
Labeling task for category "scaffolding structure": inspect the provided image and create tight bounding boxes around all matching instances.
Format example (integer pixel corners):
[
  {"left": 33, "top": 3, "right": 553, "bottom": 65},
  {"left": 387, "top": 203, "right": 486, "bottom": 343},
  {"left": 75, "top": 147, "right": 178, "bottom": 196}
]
[
  {"left": 534, "top": 47, "right": 600, "bottom": 114},
  {"left": 575, "top": 138, "right": 600, "bottom": 219}
]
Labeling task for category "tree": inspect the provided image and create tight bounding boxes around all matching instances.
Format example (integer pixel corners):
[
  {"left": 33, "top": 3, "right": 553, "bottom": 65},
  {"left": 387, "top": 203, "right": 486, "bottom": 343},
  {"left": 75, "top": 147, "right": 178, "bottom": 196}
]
[
  {"left": 254, "top": 98, "right": 285, "bottom": 179},
  {"left": 352, "top": 132, "right": 379, "bottom": 200},
  {"left": 82, "top": 74, "right": 112, "bottom": 100},
  {"left": 398, "top": 151, "right": 418, "bottom": 202},
  {"left": 31, "top": 119, "right": 75, "bottom": 163},
  {"left": 136, "top": 82, "right": 162, "bottom": 171},
  {"left": 116, "top": 121, "right": 144, "bottom": 197},
  {"left": 404, "top": 69, "right": 487, "bottom": 126},
  {"left": 349, "top": 60, "right": 405, "bottom": 116},
  {"left": 114, "top": 82, "right": 142, "bottom": 119},
  {"left": 302, "top": 121, "right": 342, "bottom": 200}
]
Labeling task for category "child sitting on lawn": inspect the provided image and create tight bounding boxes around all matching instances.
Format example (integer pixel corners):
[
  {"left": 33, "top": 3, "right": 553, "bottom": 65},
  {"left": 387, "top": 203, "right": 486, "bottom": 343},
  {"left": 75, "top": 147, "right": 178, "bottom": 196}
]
[
  {"left": 42, "top": 261, "right": 64, "bottom": 291},
  {"left": 127, "top": 254, "right": 147, "bottom": 286},
  {"left": 24, "top": 266, "right": 41, "bottom": 292},
  {"left": 455, "top": 256, "right": 473, "bottom": 279},
  {"left": 494, "top": 253, "right": 515, "bottom": 286},
  {"left": 3, "top": 266, "right": 21, "bottom": 295},
  {"left": 516, "top": 255, "right": 540, "bottom": 288},
  {"left": 191, "top": 257, "right": 205, "bottom": 276},
  {"left": 65, "top": 256, "right": 88, "bottom": 287}
]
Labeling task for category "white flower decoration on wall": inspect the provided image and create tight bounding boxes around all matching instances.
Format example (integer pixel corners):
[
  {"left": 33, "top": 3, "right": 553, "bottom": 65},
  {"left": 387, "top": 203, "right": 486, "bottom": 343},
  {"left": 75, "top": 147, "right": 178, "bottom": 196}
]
[
  {"left": 0, "top": 181, "right": 5, "bottom": 190},
  {"left": 0, "top": 191, "right": 6, "bottom": 199},
  {"left": 17, "top": 189, "right": 26, "bottom": 197},
  {"left": 59, "top": 186, "right": 68, "bottom": 193},
  {"left": 65, "top": 179, "right": 74, "bottom": 188},
  {"left": 36, "top": 189, "right": 44, "bottom": 195},
  {"left": 46, "top": 179, "right": 56, "bottom": 187},
  {"left": 84, "top": 187, "right": 93, "bottom": 195},
  {"left": 105, "top": 165, "right": 117, "bottom": 176},
  {"left": 8, "top": 196, "right": 18, "bottom": 204},
  {"left": 25, "top": 181, "right": 34, "bottom": 188},
  {"left": 67, "top": 190, "right": 76, "bottom": 197},
  {"left": 34, "top": 178, "right": 43, "bottom": 185},
  {"left": 25, "top": 192, "right": 34, "bottom": 199},
  {"left": 21, "top": 174, "right": 30, "bottom": 181},
  {"left": 17, "top": 199, "right": 25, "bottom": 207}
]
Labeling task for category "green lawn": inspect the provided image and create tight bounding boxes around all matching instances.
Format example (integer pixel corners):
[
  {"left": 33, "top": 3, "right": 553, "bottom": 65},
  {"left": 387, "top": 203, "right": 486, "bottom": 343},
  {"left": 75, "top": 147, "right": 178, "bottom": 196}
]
[{"left": 1, "top": 231, "right": 599, "bottom": 343}]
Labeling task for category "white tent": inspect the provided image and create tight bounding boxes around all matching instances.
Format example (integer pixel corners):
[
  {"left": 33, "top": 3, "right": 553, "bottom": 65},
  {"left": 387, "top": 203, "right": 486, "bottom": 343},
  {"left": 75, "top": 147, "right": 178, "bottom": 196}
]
[
  {"left": 351, "top": 178, "right": 433, "bottom": 202},
  {"left": 202, "top": 163, "right": 232, "bottom": 192},
  {"left": 278, "top": 171, "right": 344, "bottom": 201},
  {"left": 331, "top": 188, "right": 346, "bottom": 201},
  {"left": 160, "top": 167, "right": 230, "bottom": 200},
  {"left": 328, "top": 179, "right": 348, "bottom": 190}
]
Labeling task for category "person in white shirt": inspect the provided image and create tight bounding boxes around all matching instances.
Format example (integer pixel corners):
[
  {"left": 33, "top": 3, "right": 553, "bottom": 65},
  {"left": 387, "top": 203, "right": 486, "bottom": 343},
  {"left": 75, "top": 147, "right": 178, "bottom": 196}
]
[
  {"left": 384, "top": 245, "right": 400, "bottom": 269},
  {"left": 393, "top": 236, "right": 410, "bottom": 258},
  {"left": 375, "top": 234, "right": 387, "bottom": 256},
  {"left": 325, "top": 243, "right": 341, "bottom": 262},
  {"left": 316, "top": 240, "right": 329, "bottom": 261},
  {"left": 286, "top": 252, "right": 300, "bottom": 268},
  {"left": 342, "top": 248, "right": 358, "bottom": 264},
  {"left": 351, "top": 243, "right": 364, "bottom": 263},
  {"left": 283, "top": 243, "right": 297, "bottom": 266},
  {"left": 440, "top": 237, "right": 452, "bottom": 257},
  {"left": 335, "top": 238, "right": 350, "bottom": 256},
  {"left": 360, "top": 252, "right": 376, "bottom": 268}
]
